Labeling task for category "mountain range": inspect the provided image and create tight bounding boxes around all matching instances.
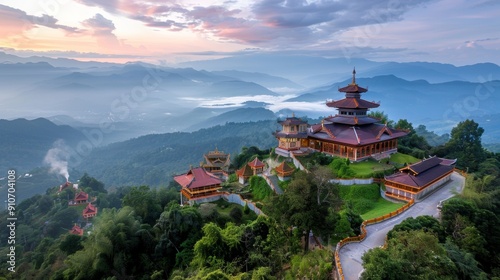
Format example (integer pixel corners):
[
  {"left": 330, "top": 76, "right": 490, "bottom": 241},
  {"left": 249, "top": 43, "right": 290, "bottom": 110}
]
[{"left": 1, "top": 52, "right": 499, "bottom": 172}]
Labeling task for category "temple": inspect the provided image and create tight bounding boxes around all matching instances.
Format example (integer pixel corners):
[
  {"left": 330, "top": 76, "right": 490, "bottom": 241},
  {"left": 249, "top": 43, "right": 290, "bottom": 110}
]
[
  {"left": 69, "top": 224, "right": 84, "bottom": 236},
  {"left": 69, "top": 191, "right": 89, "bottom": 206},
  {"left": 275, "top": 69, "right": 408, "bottom": 161},
  {"left": 200, "top": 148, "right": 230, "bottom": 179},
  {"left": 236, "top": 157, "right": 266, "bottom": 185},
  {"left": 174, "top": 167, "right": 222, "bottom": 203},
  {"left": 384, "top": 156, "right": 456, "bottom": 201},
  {"left": 274, "top": 161, "right": 295, "bottom": 181},
  {"left": 82, "top": 203, "right": 98, "bottom": 219}
]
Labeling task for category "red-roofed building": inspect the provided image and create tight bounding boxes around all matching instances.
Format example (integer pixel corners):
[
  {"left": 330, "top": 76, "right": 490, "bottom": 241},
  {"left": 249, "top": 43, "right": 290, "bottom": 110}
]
[
  {"left": 247, "top": 157, "right": 265, "bottom": 175},
  {"left": 384, "top": 156, "right": 456, "bottom": 201},
  {"left": 174, "top": 167, "right": 222, "bottom": 202},
  {"left": 274, "top": 69, "right": 408, "bottom": 161},
  {"left": 236, "top": 164, "right": 254, "bottom": 185},
  {"left": 74, "top": 191, "right": 89, "bottom": 204},
  {"left": 274, "top": 161, "right": 295, "bottom": 181},
  {"left": 236, "top": 157, "right": 266, "bottom": 185},
  {"left": 69, "top": 224, "right": 83, "bottom": 236},
  {"left": 82, "top": 203, "right": 98, "bottom": 219}
]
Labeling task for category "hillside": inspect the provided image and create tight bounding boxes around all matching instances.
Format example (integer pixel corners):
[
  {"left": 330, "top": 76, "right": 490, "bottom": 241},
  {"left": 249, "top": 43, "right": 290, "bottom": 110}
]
[
  {"left": 0, "top": 118, "right": 85, "bottom": 173},
  {"left": 75, "top": 120, "right": 278, "bottom": 187}
]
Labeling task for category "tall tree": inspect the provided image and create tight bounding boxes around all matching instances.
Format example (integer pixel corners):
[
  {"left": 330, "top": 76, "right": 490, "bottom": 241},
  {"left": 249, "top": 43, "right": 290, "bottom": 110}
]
[
  {"left": 266, "top": 171, "right": 336, "bottom": 252},
  {"left": 361, "top": 230, "right": 457, "bottom": 280},
  {"left": 442, "top": 119, "right": 486, "bottom": 171}
]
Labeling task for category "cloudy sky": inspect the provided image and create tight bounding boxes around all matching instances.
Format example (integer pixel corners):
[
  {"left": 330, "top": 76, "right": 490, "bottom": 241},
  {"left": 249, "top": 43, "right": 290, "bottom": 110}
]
[{"left": 0, "top": 0, "right": 498, "bottom": 65}]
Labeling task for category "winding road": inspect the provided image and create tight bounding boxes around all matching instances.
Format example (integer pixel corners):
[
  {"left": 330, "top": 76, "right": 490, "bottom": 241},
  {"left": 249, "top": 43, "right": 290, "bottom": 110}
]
[{"left": 338, "top": 172, "right": 465, "bottom": 280}]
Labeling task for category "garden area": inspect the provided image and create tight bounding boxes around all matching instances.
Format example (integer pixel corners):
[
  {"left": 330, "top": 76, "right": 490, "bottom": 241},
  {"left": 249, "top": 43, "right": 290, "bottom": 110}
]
[{"left": 338, "top": 183, "right": 404, "bottom": 220}]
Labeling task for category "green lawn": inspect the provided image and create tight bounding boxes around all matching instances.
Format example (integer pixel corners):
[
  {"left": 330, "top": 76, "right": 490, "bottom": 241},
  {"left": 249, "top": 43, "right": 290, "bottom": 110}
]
[
  {"left": 389, "top": 152, "right": 420, "bottom": 165},
  {"left": 360, "top": 198, "right": 404, "bottom": 220},
  {"left": 339, "top": 184, "right": 404, "bottom": 221},
  {"left": 349, "top": 159, "right": 394, "bottom": 177}
]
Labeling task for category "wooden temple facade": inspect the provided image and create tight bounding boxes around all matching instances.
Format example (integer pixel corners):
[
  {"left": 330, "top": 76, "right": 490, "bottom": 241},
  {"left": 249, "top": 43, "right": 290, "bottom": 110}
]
[
  {"left": 174, "top": 167, "right": 222, "bottom": 202},
  {"left": 200, "top": 148, "right": 230, "bottom": 179},
  {"left": 384, "top": 156, "right": 456, "bottom": 201},
  {"left": 275, "top": 69, "right": 408, "bottom": 161}
]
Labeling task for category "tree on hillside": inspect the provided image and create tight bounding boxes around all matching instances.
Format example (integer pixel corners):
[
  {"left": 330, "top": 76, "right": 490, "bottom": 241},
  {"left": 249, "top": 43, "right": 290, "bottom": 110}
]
[
  {"left": 79, "top": 173, "right": 106, "bottom": 193},
  {"left": 368, "top": 111, "right": 394, "bottom": 127},
  {"left": 266, "top": 170, "right": 337, "bottom": 252},
  {"left": 361, "top": 230, "right": 457, "bottom": 280},
  {"left": 438, "top": 119, "right": 486, "bottom": 172},
  {"left": 394, "top": 119, "right": 431, "bottom": 157}
]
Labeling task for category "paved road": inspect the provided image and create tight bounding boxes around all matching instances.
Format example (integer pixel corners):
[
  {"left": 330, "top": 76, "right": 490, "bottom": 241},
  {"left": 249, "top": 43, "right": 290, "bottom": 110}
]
[{"left": 338, "top": 172, "right": 465, "bottom": 280}]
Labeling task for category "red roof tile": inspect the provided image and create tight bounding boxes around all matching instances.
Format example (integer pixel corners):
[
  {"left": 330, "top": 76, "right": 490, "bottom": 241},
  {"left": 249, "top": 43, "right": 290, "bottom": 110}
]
[
  {"left": 248, "top": 157, "right": 265, "bottom": 168},
  {"left": 74, "top": 191, "right": 88, "bottom": 201},
  {"left": 174, "top": 167, "right": 222, "bottom": 189},
  {"left": 386, "top": 157, "right": 456, "bottom": 188},
  {"left": 326, "top": 98, "right": 379, "bottom": 109},
  {"left": 309, "top": 122, "right": 407, "bottom": 146},
  {"left": 338, "top": 84, "right": 368, "bottom": 93},
  {"left": 275, "top": 161, "right": 295, "bottom": 174},
  {"left": 279, "top": 116, "right": 308, "bottom": 125},
  {"left": 83, "top": 203, "right": 97, "bottom": 215},
  {"left": 236, "top": 164, "right": 254, "bottom": 177},
  {"left": 69, "top": 224, "right": 83, "bottom": 236}
]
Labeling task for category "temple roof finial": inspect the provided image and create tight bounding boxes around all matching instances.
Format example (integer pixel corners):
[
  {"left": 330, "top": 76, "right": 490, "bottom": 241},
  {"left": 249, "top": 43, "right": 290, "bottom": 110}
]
[{"left": 351, "top": 67, "right": 356, "bottom": 85}]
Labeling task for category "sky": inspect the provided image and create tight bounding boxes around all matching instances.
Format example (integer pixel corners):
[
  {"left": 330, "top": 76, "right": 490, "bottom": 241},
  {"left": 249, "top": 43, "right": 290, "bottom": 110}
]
[{"left": 0, "top": 0, "right": 499, "bottom": 66}]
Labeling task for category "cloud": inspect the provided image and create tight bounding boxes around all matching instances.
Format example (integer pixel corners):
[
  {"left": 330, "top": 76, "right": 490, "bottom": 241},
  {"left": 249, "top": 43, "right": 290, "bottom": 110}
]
[
  {"left": 73, "top": 0, "right": 432, "bottom": 47},
  {"left": 0, "top": 4, "right": 81, "bottom": 38},
  {"left": 82, "top": 13, "right": 124, "bottom": 49},
  {"left": 0, "top": 47, "right": 150, "bottom": 59}
]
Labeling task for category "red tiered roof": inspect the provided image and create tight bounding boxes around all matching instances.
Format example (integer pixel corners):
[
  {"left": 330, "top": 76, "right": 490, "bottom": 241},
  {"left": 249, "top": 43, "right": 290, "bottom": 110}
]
[
  {"left": 69, "top": 224, "right": 83, "bottom": 236},
  {"left": 326, "top": 98, "right": 379, "bottom": 109},
  {"left": 74, "top": 191, "right": 89, "bottom": 202},
  {"left": 275, "top": 161, "right": 295, "bottom": 176},
  {"left": 236, "top": 164, "right": 254, "bottom": 178},
  {"left": 248, "top": 157, "right": 265, "bottom": 168},
  {"left": 310, "top": 123, "right": 407, "bottom": 146},
  {"left": 174, "top": 167, "right": 222, "bottom": 189},
  {"left": 83, "top": 203, "right": 98, "bottom": 218}
]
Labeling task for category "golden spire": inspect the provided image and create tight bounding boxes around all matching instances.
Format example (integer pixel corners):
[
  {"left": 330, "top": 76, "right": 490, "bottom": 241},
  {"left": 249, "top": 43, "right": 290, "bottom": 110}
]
[{"left": 351, "top": 67, "right": 356, "bottom": 85}]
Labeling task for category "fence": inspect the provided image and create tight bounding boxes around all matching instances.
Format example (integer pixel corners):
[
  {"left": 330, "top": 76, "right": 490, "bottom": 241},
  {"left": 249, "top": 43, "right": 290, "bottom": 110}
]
[
  {"left": 190, "top": 192, "right": 264, "bottom": 216},
  {"left": 334, "top": 199, "right": 415, "bottom": 279}
]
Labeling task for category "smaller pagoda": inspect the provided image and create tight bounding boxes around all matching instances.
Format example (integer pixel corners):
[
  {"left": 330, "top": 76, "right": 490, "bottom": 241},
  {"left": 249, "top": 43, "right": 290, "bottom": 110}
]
[
  {"left": 236, "top": 157, "right": 266, "bottom": 185},
  {"left": 200, "top": 148, "right": 231, "bottom": 179},
  {"left": 69, "top": 191, "right": 89, "bottom": 206},
  {"left": 69, "top": 224, "right": 84, "bottom": 236},
  {"left": 83, "top": 203, "right": 98, "bottom": 219},
  {"left": 174, "top": 167, "right": 222, "bottom": 203},
  {"left": 274, "top": 113, "right": 309, "bottom": 157},
  {"left": 274, "top": 161, "right": 295, "bottom": 181}
]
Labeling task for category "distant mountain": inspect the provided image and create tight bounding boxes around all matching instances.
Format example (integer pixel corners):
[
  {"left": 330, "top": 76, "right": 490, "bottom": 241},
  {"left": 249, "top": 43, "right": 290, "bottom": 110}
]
[
  {"left": 186, "top": 107, "right": 277, "bottom": 131},
  {"left": 75, "top": 120, "right": 279, "bottom": 187},
  {"left": 211, "top": 70, "right": 303, "bottom": 91},
  {"left": 362, "top": 62, "right": 500, "bottom": 83},
  {"left": 180, "top": 54, "right": 379, "bottom": 86},
  {"left": 203, "top": 80, "right": 278, "bottom": 97},
  {"left": 0, "top": 51, "right": 120, "bottom": 68},
  {"left": 0, "top": 118, "right": 85, "bottom": 173}
]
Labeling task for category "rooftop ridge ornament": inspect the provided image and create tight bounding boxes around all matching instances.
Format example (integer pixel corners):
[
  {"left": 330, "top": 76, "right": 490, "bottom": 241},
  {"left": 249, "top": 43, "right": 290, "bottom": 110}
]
[{"left": 351, "top": 67, "right": 356, "bottom": 85}]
